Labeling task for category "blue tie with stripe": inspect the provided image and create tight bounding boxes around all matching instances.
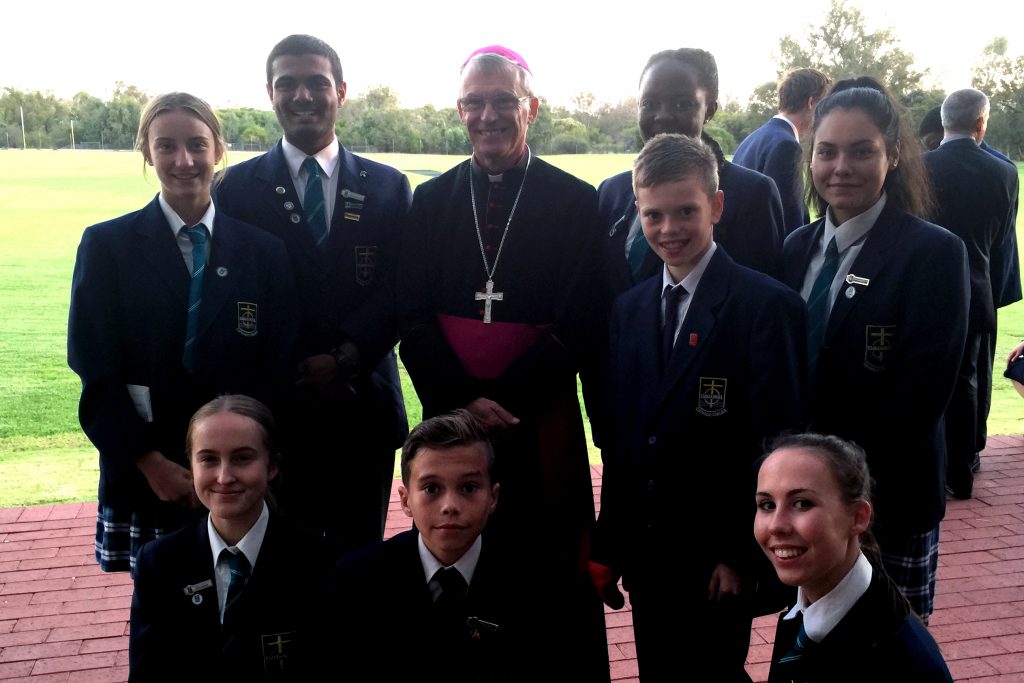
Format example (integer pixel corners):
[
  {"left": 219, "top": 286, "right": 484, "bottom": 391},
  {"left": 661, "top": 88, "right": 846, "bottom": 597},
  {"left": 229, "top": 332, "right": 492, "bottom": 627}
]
[
  {"left": 806, "top": 236, "right": 839, "bottom": 377},
  {"left": 182, "top": 224, "right": 208, "bottom": 372},
  {"left": 303, "top": 157, "right": 328, "bottom": 247},
  {"left": 220, "top": 548, "right": 250, "bottom": 624}
]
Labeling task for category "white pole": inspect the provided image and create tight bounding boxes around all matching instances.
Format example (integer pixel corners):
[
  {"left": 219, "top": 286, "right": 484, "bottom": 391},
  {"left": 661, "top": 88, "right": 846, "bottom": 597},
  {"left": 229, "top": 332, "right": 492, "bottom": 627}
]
[
  {"left": 70, "top": 120, "right": 76, "bottom": 150},
  {"left": 20, "top": 106, "right": 27, "bottom": 149}
]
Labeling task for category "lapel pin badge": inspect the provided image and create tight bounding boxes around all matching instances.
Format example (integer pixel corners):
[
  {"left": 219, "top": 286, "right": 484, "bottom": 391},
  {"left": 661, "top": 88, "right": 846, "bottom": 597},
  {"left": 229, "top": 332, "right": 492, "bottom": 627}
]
[
  {"left": 183, "top": 579, "right": 214, "bottom": 597},
  {"left": 216, "top": 266, "right": 228, "bottom": 277},
  {"left": 845, "top": 286, "right": 856, "bottom": 299},
  {"left": 689, "top": 333, "right": 698, "bottom": 347},
  {"left": 845, "top": 274, "right": 870, "bottom": 287},
  {"left": 290, "top": 213, "right": 301, "bottom": 224},
  {"left": 359, "top": 170, "right": 368, "bottom": 178},
  {"left": 283, "top": 201, "right": 295, "bottom": 210},
  {"left": 192, "top": 594, "right": 203, "bottom": 605},
  {"left": 275, "top": 186, "right": 286, "bottom": 195}
]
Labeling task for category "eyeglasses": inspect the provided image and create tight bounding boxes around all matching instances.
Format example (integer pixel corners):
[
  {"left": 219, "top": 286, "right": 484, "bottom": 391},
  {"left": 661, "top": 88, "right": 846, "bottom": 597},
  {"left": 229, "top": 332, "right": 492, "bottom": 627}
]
[{"left": 459, "top": 95, "right": 531, "bottom": 113}]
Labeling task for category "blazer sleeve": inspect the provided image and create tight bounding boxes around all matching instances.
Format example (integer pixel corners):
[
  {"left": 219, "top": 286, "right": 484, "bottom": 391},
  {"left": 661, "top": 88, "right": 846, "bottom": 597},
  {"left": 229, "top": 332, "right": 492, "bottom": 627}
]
[
  {"left": 761, "top": 137, "right": 807, "bottom": 234},
  {"left": 67, "top": 226, "right": 154, "bottom": 470},
  {"left": 128, "top": 541, "right": 170, "bottom": 682}
]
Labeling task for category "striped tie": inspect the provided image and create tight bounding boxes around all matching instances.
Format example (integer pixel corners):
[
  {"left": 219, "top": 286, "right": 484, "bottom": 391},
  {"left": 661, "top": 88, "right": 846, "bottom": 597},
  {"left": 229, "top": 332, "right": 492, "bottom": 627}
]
[
  {"left": 806, "top": 237, "right": 839, "bottom": 377},
  {"left": 303, "top": 157, "right": 328, "bottom": 247},
  {"left": 220, "top": 548, "right": 250, "bottom": 624},
  {"left": 182, "top": 224, "right": 208, "bottom": 372}
]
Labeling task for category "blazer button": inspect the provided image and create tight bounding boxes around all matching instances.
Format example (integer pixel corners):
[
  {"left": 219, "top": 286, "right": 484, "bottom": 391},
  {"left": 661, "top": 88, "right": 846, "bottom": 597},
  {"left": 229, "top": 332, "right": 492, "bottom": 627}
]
[{"left": 647, "top": 436, "right": 657, "bottom": 445}]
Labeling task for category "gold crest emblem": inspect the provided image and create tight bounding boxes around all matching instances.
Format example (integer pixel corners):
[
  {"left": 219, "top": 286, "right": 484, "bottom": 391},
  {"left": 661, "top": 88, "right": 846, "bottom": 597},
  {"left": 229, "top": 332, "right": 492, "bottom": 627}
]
[
  {"left": 864, "top": 325, "right": 894, "bottom": 371},
  {"left": 237, "top": 302, "right": 258, "bottom": 337},
  {"left": 355, "top": 246, "right": 377, "bottom": 285},
  {"left": 696, "top": 377, "right": 727, "bottom": 417}
]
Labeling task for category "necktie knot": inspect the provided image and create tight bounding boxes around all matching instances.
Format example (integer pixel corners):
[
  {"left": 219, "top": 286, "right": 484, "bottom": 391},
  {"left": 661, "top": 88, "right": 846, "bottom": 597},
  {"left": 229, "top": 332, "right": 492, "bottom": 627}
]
[
  {"left": 433, "top": 566, "right": 468, "bottom": 601},
  {"left": 302, "top": 158, "right": 328, "bottom": 247},
  {"left": 184, "top": 223, "right": 208, "bottom": 246},
  {"left": 303, "top": 156, "right": 321, "bottom": 179},
  {"left": 661, "top": 284, "right": 687, "bottom": 368}
]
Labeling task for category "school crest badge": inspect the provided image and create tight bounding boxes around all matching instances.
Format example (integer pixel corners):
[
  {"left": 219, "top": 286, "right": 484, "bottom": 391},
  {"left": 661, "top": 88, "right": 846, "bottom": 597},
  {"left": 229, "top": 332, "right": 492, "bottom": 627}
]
[
  {"left": 262, "top": 631, "right": 296, "bottom": 675},
  {"left": 236, "top": 302, "right": 258, "bottom": 337},
  {"left": 696, "top": 377, "right": 727, "bottom": 417},
  {"left": 355, "top": 246, "right": 377, "bottom": 285},
  {"left": 864, "top": 325, "right": 894, "bottom": 371}
]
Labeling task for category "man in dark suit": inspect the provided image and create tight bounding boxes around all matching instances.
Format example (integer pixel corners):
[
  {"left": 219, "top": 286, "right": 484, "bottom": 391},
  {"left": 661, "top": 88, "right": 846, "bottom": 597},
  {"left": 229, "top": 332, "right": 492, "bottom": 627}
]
[
  {"left": 924, "top": 88, "right": 1021, "bottom": 499},
  {"left": 216, "top": 34, "right": 410, "bottom": 551},
  {"left": 591, "top": 134, "right": 806, "bottom": 682},
  {"left": 337, "top": 411, "right": 526, "bottom": 682},
  {"left": 733, "top": 68, "right": 831, "bottom": 234}
]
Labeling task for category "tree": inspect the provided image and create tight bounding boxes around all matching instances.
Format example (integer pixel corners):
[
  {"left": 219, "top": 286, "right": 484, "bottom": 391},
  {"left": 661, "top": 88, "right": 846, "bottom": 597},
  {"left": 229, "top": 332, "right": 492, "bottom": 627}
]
[
  {"left": 973, "top": 37, "right": 1024, "bottom": 159},
  {"left": 776, "top": 0, "right": 927, "bottom": 103}
]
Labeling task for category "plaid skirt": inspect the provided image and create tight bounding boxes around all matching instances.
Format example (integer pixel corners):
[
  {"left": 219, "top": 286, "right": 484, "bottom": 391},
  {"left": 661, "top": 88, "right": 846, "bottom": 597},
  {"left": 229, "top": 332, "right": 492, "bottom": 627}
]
[
  {"left": 880, "top": 525, "right": 941, "bottom": 622},
  {"left": 95, "top": 502, "right": 196, "bottom": 575}
]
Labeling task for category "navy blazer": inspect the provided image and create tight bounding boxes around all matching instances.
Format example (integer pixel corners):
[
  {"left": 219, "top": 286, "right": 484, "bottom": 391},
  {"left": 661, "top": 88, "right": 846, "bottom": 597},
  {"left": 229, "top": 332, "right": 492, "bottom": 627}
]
[
  {"left": 67, "top": 198, "right": 297, "bottom": 508},
  {"left": 598, "top": 158, "right": 784, "bottom": 294},
  {"left": 596, "top": 247, "right": 806, "bottom": 580},
  {"left": 336, "top": 529, "right": 525, "bottom": 682},
  {"left": 732, "top": 117, "right": 808, "bottom": 235},
  {"left": 781, "top": 204, "right": 969, "bottom": 537},
  {"left": 215, "top": 141, "right": 411, "bottom": 443},
  {"left": 129, "top": 512, "right": 333, "bottom": 681},
  {"left": 925, "top": 137, "right": 1020, "bottom": 329}
]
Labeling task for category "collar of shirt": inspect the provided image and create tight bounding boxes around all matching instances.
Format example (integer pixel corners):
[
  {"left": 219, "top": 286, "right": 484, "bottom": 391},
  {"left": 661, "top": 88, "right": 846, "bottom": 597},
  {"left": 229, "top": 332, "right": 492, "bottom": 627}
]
[
  {"left": 662, "top": 241, "right": 717, "bottom": 291},
  {"left": 940, "top": 133, "right": 977, "bottom": 146},
  {"left": 823, "top": 192, "right": 887, "bottom": 254},
  {"left": 783, "top": 552, "right": 873, "bottom": 643},
  {"left": 281, "top": 136, "right": 340, "bottom": 182},
  {"left": 417, "top": 533, "right": 482, "bottom": 598},
  {"left": 207, "top": 500, "right": 269, "bottom": 573},
  {"left": 158, "top": 193, "right": 216, "bottom": 239},
  {"left": 773, "top": 113, "right": 800, "bottom": 140}
]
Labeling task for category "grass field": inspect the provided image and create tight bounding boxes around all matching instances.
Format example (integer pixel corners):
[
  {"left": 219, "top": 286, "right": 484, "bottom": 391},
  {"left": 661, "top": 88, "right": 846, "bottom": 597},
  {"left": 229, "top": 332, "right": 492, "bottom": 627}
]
[{"left": 1, "top": 149, "right": 1022, "bottom": 506}]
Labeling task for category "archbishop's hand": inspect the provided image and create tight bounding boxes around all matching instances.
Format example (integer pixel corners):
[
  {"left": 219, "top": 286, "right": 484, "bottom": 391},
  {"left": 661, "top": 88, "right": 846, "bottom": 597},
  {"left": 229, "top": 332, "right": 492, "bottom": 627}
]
[
  {"left": 137, "top": 450, "right": 195, "bottom": 507},
  {"left": 465, "top": 397, "right": 520, "bottom": 433}
]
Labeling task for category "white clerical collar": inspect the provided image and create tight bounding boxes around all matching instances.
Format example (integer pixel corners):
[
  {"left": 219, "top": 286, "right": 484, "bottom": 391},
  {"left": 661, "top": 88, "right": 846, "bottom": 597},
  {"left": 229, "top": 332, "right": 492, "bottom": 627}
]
[
  {"left": 417, "top": 533, "right": 482, "bottom": 588},
  {"left": 662, "top": 241, "right": 717, "bottom": 291},
  {"left": 471, "top": 146, "right": 530, "bottom": 183},
  {"left": 823, "top": 192, "right": 887, "bottom": 254},
  {"left": 940, "top": 133, "right": 978, "bottom": 146},
  {"left": 773, "top": 114, "right": 800, "bottom": 140},
  {"left": 159, "top": 193, "right": 216, "bottom": 237},
  {"left": 783, "top": 551, "right": 873, "bottom": 642},
  {"left": 281, "top": 136, "right": 340, "bottom": 181},
  {"left": 207, "top": 501, "right": 269, "bottom": 573}
]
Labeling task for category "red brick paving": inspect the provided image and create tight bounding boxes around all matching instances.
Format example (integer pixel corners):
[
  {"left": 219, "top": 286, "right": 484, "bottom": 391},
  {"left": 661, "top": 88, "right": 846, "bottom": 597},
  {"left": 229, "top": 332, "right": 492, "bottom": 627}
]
[{"left": 5, "top": 438, "right": 1024, "bottom": 681}]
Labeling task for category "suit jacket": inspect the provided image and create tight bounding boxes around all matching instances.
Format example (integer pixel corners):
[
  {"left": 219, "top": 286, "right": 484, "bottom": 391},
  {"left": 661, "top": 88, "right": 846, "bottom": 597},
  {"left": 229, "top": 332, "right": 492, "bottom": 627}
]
[
  {"left": 336, "top": 529, "right": 523, "bottom": 682},
  {"left": 597, "top": 154, "right": 784, "bottom": 294},
  {"left": 129, "top": 512, "right": 333, "bottom": 682},
  {"left": 67, "top": 198, "right": 297, "bottom": 508},
  {"left": 781, "top": 204, "right": 969, "bottom": 536},
  {"left": 215, "top": 141, "right": 411, "bottom": 445},
  {"left": 924, "top": 137, "right": 1020, "bottom": 332},
  {"left": 768, "top": 564, "right": 953, "bottom": 683},
  {"left": 732, "top": 116, "right": 809, "bottom": 235},
  {"left": 595, "top": 247, "right": 806, "bottom": 583}
]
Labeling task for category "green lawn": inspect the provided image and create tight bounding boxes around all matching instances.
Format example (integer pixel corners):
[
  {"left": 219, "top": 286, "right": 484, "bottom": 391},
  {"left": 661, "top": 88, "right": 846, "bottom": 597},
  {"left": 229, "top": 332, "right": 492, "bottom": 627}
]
[{"left": 0, "top": 149, "right": 1021, "bottom": 506}]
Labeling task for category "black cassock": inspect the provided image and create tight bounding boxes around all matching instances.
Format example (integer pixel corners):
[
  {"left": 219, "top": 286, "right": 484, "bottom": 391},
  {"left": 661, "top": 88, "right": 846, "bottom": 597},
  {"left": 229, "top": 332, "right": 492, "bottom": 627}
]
[{"left": 398, "top": 154, "right": 610, "bottom": 679}]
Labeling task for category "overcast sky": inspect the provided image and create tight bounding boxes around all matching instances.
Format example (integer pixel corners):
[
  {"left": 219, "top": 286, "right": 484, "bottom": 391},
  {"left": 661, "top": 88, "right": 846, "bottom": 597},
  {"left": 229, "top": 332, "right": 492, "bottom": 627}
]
[{"left": 6, "top": 0, "right": 1023, "bottom": 110}]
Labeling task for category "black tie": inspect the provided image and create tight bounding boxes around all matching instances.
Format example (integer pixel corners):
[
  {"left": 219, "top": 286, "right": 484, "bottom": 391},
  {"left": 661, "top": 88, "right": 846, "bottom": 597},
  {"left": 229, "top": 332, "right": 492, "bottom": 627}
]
[{"left": 662, "top": 284, "right": 686, "bottom": 367}]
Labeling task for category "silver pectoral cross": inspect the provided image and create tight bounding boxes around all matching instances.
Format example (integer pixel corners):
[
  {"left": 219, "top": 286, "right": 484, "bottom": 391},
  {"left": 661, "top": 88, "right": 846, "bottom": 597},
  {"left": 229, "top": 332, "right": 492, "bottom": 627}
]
[{"left": 474, "top": 279, "right": 504, "bottom": 324}]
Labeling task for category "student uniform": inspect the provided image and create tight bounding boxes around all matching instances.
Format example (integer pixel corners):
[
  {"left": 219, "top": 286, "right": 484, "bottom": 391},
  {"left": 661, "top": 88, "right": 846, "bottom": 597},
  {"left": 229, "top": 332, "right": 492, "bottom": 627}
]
[
  {"left": 129, "top": 509, "right": 333, "bottom": 681},
  {"left": 67, "top": 197, "right": 296, "bottom": 572},
  {"left": 216, "top": 140, "right": 410, "bottom": 551},
  {"left": 595, "top": 245, "right": 806, "bottom": 681},
  {"left": 780, "top": 200, "right": 969, "bottom": 617},
  {"left": 597, "top": 133, "right": 785, "bottom": 292},
  {"left": 768, "top": 554, "right": 953, "bottom": 683},
  {"left": 336, "top": 529, "right": 524, "bottom": 682}
]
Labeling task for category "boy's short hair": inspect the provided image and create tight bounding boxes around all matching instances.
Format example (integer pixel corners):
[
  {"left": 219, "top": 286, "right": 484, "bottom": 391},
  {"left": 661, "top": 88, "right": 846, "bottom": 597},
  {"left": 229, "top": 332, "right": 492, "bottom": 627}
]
[
  {"left": 778, "top": 68, "right": 831, "bottom": 113},
  {"left": 400, "top": 410, "right": 496, "bottom": 484},
  {"left": 632, "top": 133, "right": 719, "bottom": 198},
  {"left": 266, "top": 34, "right": 343, "bottom": 85}
]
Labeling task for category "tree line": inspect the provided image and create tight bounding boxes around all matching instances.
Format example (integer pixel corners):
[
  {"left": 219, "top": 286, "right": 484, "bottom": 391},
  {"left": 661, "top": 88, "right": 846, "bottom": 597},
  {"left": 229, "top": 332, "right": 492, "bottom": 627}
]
[{"left": 2, "top": 1, "right": 1022, "bottom": 160}]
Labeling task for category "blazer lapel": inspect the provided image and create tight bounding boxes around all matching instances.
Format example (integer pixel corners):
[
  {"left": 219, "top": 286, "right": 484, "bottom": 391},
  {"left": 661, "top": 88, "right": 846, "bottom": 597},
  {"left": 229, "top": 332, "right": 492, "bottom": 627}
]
[
  {"left": 257, "top": 143, "right": 324, "bottom": 264},
  {"left": 323, "top": 144, "right": 367, "bottom": 273},
  {"left": 134, "top": 196, "right": 190, "bottom": 306},
  {"left": 824, "top": 205, "right": 903, "bottom": 341},
  {"left": 185, "top": 521, "right": 221, "bottom": 628},
  {"left": 782, "top": 220, "right": 823, "bottom": 291},
  {"left": 652, "top": 249, "right": 728, "bottom": 411}
]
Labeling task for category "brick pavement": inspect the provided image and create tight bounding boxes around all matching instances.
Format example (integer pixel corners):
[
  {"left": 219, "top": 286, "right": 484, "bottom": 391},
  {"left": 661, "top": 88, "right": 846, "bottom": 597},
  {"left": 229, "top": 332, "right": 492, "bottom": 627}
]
[{"left": 3, "top": 436, "right": 1024, "bottom": 681}]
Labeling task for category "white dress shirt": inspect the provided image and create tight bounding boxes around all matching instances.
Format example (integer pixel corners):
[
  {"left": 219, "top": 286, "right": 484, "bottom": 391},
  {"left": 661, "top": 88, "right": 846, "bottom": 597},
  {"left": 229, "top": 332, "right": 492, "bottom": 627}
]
[
  {"left": 782, "top": 551, "right": 873, "bottom": 642},
  {"left": 158, "top": 194, "right": 215, "bottom": 275},
  {"left": 281, "top": 137, "right": 341, "bottom": 230},
  {"left": 208, "top": 501, "right": 269, "bottom": 617},
  {"left": 417, "top": 534, "right": 482, "bottom": 602}
]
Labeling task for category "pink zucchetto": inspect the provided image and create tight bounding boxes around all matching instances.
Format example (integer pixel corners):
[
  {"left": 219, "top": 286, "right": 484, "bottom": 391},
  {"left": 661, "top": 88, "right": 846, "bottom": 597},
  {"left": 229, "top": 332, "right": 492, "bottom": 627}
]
[{"left": 462, "top": 45, "right": 532, "bottom": 74}]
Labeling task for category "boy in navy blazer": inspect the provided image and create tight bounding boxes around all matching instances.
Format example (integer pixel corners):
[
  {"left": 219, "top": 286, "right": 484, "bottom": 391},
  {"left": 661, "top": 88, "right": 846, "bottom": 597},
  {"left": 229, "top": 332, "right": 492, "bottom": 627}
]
[
  {"left": 337, "top": 410, "right": 528, "bottom": 682},
  {"left": 591, "top": 134, "right": 806, "bottom": 682},
  {"left": 215, "top": 34, "right": 411, "bottom": 551}
]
